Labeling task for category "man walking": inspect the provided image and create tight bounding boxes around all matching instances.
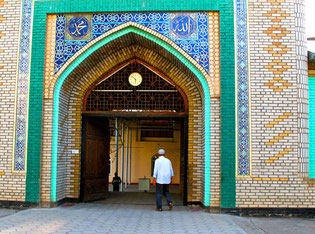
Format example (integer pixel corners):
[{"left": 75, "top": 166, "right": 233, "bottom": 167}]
[{"left": 153, "top": 149, "right": 174, "bottom": 211}]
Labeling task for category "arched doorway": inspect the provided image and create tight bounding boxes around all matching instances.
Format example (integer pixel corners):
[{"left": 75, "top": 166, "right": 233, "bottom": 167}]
[
  {"left": 81, "top": 60, "right": 188, "bottom": 204},
  {"left": 46, "top": 24, "right": 211, "bottom": 206}
]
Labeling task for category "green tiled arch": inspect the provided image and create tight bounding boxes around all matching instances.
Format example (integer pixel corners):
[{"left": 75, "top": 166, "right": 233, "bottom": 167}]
[
  {"left": 27, "top": 0, "right": 235, "bottom": 207},
  {"left": 52, "top": 26, "right": 211, "bottom": 204}
]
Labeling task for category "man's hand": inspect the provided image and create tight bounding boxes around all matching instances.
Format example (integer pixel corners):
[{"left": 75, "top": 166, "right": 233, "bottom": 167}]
[
  {"left": 153, "top": 178, "right": 156, "bottom": 187},
  {"left": 170, "top": 177, "right": 173, "bottom": 184}
]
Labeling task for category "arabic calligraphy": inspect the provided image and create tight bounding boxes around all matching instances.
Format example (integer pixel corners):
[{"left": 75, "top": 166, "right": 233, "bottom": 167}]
[
  {"left": 171, "top": 15, "right": 196, "bottom": 38},
  {"left": 68, "top": 16, "right": 89, "bottom": 38}
]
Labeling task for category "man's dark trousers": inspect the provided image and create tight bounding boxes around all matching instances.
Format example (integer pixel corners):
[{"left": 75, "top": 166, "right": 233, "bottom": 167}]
[{"left": 156, "top": 183, "right": 172, "bottom": 209}]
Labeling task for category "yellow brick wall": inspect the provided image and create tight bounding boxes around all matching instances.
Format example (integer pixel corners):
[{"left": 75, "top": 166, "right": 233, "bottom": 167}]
[{"left": 0, "top": 0, "right": 26, "bottom": 201}]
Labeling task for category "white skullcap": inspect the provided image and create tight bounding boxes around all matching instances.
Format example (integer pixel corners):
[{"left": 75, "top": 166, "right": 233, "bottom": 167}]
[{"left": 158, "top": 149, "right": 165, "bottom": 155}]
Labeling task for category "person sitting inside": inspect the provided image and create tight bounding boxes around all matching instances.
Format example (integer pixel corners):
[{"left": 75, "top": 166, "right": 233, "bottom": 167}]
[{"left": 112, "top": 172, "right": 121, "bottom": 192}]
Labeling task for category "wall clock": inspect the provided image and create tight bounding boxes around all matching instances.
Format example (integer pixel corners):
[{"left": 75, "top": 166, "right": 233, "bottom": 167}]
[{"left": 128, "top": 72, "right": 143, "bottom": 86}]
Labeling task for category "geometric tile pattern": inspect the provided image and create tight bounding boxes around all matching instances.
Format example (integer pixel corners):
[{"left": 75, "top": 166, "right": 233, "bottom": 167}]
[
  {"left": 264, "top": 113, "right": 293, "bottom": 163},
  {"left": 262, "top": 7, "right": 292, "bottom": 92},
  {"left": 55, "top": 12, "right": 209, "bottom": 73},
  {"left": 13, "top": 0, "right": 33, "bottom": 171},
  {"left": 235, "top": 0, "right": 309, "bottom": 208},
  {"left": 262, "top": 0, "right": 293, "bottom": 165},
  {"left": 236, "top": 0, "right": 251, "bottom": 176}
]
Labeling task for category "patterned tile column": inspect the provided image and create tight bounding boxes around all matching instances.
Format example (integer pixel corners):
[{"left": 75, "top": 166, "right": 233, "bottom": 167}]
[
  {"left": 236, "top": 0, "right": 251, "bottom": 176},
  {"left": 13, "top": 0, "right": 33, "bottom": 171}
]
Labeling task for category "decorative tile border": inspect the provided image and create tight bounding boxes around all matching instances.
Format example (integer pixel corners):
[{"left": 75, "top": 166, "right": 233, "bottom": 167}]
[
  {"left": 12, "top": 4, "right": 248, "bottom": 180},
  {"left": 236, "top": 0, "right": 251, "bottom": 176},
  {"left": 13, "top": 0, "right": 33, "bottom": 171},
  {"left": 54, "top": 13, "right": 209, "bottom": 74},
  {"left": 27, "top": 0, "right": 237, "bottom": 204},
  {"left": 207, "top": 13, "right": 220, "bottom": 97}
]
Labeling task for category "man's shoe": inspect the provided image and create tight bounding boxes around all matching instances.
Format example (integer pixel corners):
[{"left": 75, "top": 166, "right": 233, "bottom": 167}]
[
  {"left": 168, "top": 202, "right": 173, "bottom": 210},
  {"left": 155, "top": 208, "right": 162, "bottom": 211}
]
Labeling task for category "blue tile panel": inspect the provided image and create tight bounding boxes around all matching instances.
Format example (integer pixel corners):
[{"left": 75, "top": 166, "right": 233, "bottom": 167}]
[
  {"left": 54, "top": 13, "right": 209, "bottom": 73},
  {"left": 236, "top": 0, "right": 250, "bottom": 176},
  {"left": 13, "top": 0, "right": 33, "bottom": 171}
]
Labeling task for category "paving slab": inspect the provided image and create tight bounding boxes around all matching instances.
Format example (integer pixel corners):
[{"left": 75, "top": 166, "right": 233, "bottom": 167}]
[
  {"left": 0, "top": 204, "right": 315, "bottom": 233},
  {"left": 0, "top": 204, "right": 245, "bottom": 234},
  {"left": 230, "top": 215, "right": 315, "bottom": 234},
  {"left": 0, "top": 208, "right": 19, "bottom": 218}
]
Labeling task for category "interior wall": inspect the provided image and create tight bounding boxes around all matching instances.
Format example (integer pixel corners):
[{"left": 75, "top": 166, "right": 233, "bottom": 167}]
[{"left": 108, "top": 122, "right": 181, "bottom": 185}]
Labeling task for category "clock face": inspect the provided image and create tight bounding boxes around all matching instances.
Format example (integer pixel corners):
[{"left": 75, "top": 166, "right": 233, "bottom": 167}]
[{"left": 128, "top": 72, "right": 143, "bottom": 86}]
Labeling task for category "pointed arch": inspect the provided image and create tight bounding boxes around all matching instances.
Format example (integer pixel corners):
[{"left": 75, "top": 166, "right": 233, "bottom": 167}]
[{"left": 51, "top": 23, "right": 211, "bottom": 205}]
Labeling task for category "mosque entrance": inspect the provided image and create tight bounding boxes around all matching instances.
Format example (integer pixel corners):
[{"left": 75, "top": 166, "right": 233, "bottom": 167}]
[{"left": 80, "top": 59, "right": 188, "bottom": 205}]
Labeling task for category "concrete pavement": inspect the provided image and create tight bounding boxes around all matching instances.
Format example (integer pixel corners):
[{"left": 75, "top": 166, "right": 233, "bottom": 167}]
[
  {"left": 0, "top": 204, "right": 314, "bottom": 233},
  {"left": 0, "top": 208, "right": 18, "bottom": 218}
]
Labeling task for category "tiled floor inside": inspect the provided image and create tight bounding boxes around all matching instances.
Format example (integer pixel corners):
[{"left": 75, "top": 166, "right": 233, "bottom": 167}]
[{"left": 95, "top": 184, "right": 183, "bottom": 206}]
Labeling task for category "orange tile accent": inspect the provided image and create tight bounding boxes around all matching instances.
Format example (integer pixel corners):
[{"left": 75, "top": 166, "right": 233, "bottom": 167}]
[
  {"left": 0, "top": 0, "right": 7, "bottom": 8},
  {"left": 265, "top": 113, "right": 291, "bottom": 127},
  {"left": 265, "top": 160, "right": 274, "bottom": 163},
  {"left": 280, "top": 178, "right": 289, "bottom": 181},
  {"left": 263, "top": 5, "right": 292, "bottom": 93},
  {"left": 265, "top": 131, "right": 291, "bottom": 146},
  {"left": 265, "top": 148, "right": 293, "bottom": 163},
  {"left": 264, "top": 76, "right": 292, "bottom": 92},
  {"left": 253, "top": 177, "right": 289, "bottom": 181}
]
